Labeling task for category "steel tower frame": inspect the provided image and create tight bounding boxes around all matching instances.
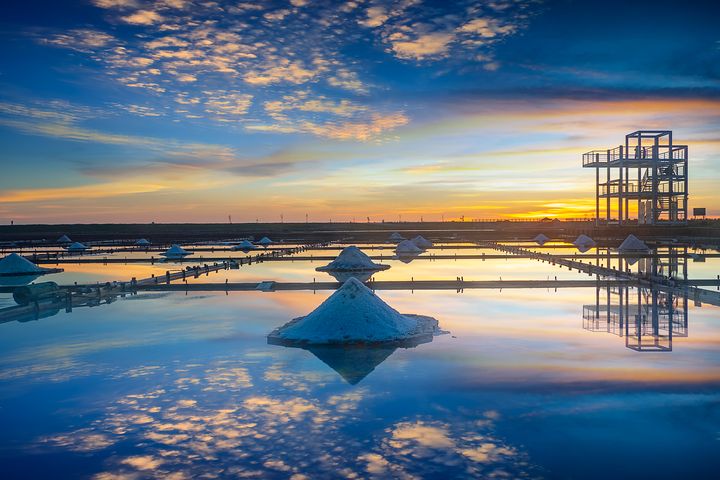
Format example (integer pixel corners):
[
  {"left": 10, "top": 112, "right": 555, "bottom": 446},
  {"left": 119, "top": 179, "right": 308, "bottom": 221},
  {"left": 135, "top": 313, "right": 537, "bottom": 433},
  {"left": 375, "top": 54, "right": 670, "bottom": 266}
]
[{"left": 582, "top": 130, "right": 688, "bottom": 225}]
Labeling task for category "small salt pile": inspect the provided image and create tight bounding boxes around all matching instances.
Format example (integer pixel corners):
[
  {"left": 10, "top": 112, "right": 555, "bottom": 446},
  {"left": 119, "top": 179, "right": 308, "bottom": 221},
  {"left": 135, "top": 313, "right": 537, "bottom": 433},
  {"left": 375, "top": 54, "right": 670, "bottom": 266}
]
[
  {"left": 258, "top": 237, "right": 273, "bottom": 247},
  {"left": 573, "top": 234, "right": 596, "bottom": 253},
  {"left": 395, "top": 239, "right": 423, "bottom": 255},
  {"left": 268, "top": 277, "right": 440, "bottom": 345},
  {"left": 57, "top": 234, "right": 72, "bottom": 244},
  {"left": 232, "top": 240, "right": 256, "bottom": 251},
  {"left": 618, "top": 234, "right": 649, "bottom": 253},
  {"left": 66, "top": 242, "right": 88, "bottom": 252},
  {"left": 411, "top": 235, "right": 433, "bottom": 249},
  {"left": 389, "top": 232, "right": 405, "bottom": 242},
  {"left": 316, "top": 246, "right": 389, "bottom": 273},
  {"left": 533, "top": 234, "right": 550, "bottom": 246},
  {"left": 135, "top": 238, "right": 151, "bottom": 246},
  {"left": 161, "top": 244, "right": 192, "bottom": 258}
]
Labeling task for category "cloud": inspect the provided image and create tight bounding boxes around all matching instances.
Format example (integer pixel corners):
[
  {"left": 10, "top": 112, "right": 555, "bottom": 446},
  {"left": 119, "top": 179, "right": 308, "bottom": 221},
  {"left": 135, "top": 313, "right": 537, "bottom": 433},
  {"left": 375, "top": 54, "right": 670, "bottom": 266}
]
[
  {"left": 121, "top": 10, "right": 164, "bottom": 25},
  {"left": 264, "top": 9, "right": 292, "bottom": 21},
  {"left": 0, "top": 181, "right": 170, "bottom": 203},
  {"left": 360, "top": 6, "right": 389, "bottom": 28},
  {"left": 243, "top": 60, "right": 318, "bottom": 86},
  {"left": 34, "top": 0, "right": 542, "bottom": 143},
  {"left": 92, "top": 0, "right": 139, "bottom": 8},
  {"left": 390, "top": 31, "right": 455, "bottom": 60},
  {"left": 43, "top": 29, "right": 116, "bottom": 52},
  {"left": 204, "top": 92, "right": 253, "bottom": 117}
]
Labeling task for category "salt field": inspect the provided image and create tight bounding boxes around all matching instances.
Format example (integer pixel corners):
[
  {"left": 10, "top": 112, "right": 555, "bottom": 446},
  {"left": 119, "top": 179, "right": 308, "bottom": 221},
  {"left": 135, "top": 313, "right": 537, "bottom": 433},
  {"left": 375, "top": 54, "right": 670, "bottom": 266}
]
[{"left": 1, "top": 237, "right": 719, "bottom": 479}]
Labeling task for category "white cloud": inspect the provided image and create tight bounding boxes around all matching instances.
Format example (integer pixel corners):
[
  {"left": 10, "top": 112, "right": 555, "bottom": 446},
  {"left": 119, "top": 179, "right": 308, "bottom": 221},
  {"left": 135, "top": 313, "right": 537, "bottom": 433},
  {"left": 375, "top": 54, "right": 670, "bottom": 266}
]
[
  {"left": 121, "top": 10, "right": 164, "bottom": 25},
  {"left": 391, "top": 32, "right": 455, "bottom": 60},
  {"left": 360, "top": 6, "right": 389, "bottom": 28}
]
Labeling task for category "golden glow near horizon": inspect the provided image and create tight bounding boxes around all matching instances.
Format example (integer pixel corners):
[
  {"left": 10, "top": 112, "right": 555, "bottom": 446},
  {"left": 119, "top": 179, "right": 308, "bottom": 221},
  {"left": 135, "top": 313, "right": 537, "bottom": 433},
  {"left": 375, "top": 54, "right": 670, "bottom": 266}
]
[{"left": 3, "top": 97, "right": 717, "bottom": 223}]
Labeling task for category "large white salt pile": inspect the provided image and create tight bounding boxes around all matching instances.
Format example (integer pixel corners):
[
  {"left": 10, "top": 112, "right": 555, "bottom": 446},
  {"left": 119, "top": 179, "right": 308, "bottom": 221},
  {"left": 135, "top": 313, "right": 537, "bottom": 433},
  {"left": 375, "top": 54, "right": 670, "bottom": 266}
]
[
  {"left": 618, "top": 234, "right": 649, "bottom": 253},
  {"left": 0, "top": 253, "right": 45, "bottom": 275},
  {"left": 316, "top": 246, "right": 389, "bottom": 272},
  {"left": 66, "top": 242, "right": 88, "bottom": 252},
  {"left": 135, "top": 238, "right": 151, "bottom": 246},
  {"left": 533, "top": 234, "right": 550, "bottom": 246},
  {"left": 268, "top": 277, "right": 440, "bottom": 345},
  {"left": 258, "top": 236, "right": 273, "bottom": 247},
  {"left": 57, "top": 235, "right": 72, "bottom": 243},
  {"left": 161, "top": 244, "right": 192, "bottom": 258},
  {"left": 411, "top": 235, "right": 433, "bottom": 249},
  {"left": 396, "top": 239, "right": 423, "bottom": 255},
  {"left": 389, "top": 232, "right": 405, "bottom": 242},
  {"left": 232, "top": 240, "right": 256, "bottom": 251}
]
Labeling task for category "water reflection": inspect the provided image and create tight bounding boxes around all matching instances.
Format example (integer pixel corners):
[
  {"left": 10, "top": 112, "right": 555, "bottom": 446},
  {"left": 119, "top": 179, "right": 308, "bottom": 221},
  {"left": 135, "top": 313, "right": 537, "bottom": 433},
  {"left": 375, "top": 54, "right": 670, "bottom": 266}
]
[
  {"left": 324, "top": 270, "right": 374, "bottom": 283},
  {"left": 583, "top": 244, "right": 692, "bottom": 352},
  {"left": 35, "top": 358, "right": 538, "bottom": 479},
  {"left": 304, "top": 345, "right": 396, "bottom": 384},
  {"left": 583, "top": 284, "right": 688, "bottom": 352}
]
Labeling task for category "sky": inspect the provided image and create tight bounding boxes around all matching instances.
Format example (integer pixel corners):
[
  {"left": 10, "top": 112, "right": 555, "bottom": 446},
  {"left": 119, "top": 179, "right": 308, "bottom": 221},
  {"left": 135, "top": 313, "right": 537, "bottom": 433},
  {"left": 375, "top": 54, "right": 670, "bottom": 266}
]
[{"left": 0, "top": 0, "right": 718, "bottom": 224}]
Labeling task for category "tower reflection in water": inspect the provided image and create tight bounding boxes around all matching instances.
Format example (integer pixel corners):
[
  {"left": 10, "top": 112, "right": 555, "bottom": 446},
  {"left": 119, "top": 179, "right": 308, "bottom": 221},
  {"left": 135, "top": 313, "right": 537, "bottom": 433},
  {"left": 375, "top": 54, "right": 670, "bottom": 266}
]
[{"left": 583, "top": 245, "right": 690, "bottom": 352}]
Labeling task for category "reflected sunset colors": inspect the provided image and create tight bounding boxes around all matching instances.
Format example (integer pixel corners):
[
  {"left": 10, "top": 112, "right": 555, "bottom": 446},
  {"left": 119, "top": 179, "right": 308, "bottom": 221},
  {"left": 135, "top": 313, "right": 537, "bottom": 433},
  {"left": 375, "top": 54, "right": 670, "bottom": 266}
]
[{"left": 1, "top": 257, "right": 719, "bottom": 479}]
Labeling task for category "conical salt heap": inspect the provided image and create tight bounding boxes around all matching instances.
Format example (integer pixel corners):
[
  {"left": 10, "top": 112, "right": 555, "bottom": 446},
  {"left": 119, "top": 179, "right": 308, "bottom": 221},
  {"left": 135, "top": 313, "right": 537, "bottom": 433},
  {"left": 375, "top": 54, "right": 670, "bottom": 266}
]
[
  {"left": 573, "top": 234, "right": 596, "bottom": 253},
  {"left": 57, "top": 235, "right": 72, "bottom": 243},
  {"left": 66, "top": 242, "right": 88, "bottom": 252},
  {"left": 232, "top": 240, "right": 256, "bottom": 251},
  {"left": 135, "top": 238, "right": 151, "bottom": 246},
  {"left": 316, "top": 246, "right": 390, "bottom": 272},
  {"left": 268, "top": 277, "right": 440, "bottom": 345},
  {"left": 258, "top": 236, "right": 273, "bottom": 247},
  {"left": 162, "top": 244, "right": 191, "bottom": 258},
  {"left": 533, "top": 234, "right": 550, "bottom": 246},
  {"left": 411, "top": 235, "right": 433, "bottom": 249},
  {"left": 0, "top": 253, "right": 45, "bottom": 275},
  {"left": 618, "top": 234, "right": 649, "bottom": 253},
  {"left": 396, "top": 239, "right": 423, "bottom": 255},
  {"left": 389, "top": 232, "right": 405, "bottom": 242}
]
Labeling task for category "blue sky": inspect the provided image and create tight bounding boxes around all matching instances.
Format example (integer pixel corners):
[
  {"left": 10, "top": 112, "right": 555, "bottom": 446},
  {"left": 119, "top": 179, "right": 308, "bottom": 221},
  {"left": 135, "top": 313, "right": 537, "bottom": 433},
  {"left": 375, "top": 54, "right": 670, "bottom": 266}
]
[{"left": 0, "top": 0, "right": 718, "bottom": 223}]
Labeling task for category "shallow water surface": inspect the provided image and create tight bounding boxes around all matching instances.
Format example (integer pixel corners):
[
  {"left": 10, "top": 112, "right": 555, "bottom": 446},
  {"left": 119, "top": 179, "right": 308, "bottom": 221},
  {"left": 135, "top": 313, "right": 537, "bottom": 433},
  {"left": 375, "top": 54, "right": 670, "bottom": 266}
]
[{"left": 1, "top": 283, "right": 719, "bottom": 479}]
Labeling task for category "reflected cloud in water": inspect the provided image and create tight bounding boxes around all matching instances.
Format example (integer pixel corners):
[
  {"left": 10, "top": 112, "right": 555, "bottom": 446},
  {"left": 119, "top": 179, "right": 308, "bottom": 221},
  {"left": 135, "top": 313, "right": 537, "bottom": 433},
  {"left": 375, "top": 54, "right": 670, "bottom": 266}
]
[{"left": 37, "top": 358, "right": 538, "bottom": 479}]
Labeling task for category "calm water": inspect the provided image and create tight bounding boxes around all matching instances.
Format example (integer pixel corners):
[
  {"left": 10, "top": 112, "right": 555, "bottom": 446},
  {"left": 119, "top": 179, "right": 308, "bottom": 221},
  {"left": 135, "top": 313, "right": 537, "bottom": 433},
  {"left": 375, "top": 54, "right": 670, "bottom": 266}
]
[{"left": 1, "top": 247, "right": 719, "bottom": 479}]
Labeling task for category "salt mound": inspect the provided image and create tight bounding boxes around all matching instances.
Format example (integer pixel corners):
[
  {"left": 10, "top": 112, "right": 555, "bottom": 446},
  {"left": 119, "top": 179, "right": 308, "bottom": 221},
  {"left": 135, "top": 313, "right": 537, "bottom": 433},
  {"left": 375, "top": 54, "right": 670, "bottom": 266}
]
[
  {"left": 232, "top": 240, "right": 256, "bottom": 251},
  {"left": 66, "top": 242, "right": 88, "bottom": 252},
  {"left": 412, "top": 235, "right": 433, "bottom": 249},
  {"left": 0, "top": 253, "right": 45, "bottom": 275},
  {"left": 316, "top": 246, "right": 389, "bottom": 272},
  {"left": 162, "top": 244, "right": 191, "bottom": 257},
  {"left": 533, "top": 234, "right": 550, "bottom": 245},
  {"left": 135, "top": 238, "right": 151, "bottom": 246},
  {"left": 573, "top": 234, "right": 596, "bottom": 252},
  {"left": 258, "top": 236, "right": 273, "bottom": 247},
  {"left": 57, "top": 235, "right": 72, "bottom": 243},
  {"left": 389, "top": 232, "right": 405, "bottom": 242},
  {"left": 396, "top": 239, "right": 423, "bottom": 255},
  {"left": 618, "top": 234, "right": 649, "bottom": 252},
  {"left": 268, "top": 277, "right": 439, "bottom": 345}
]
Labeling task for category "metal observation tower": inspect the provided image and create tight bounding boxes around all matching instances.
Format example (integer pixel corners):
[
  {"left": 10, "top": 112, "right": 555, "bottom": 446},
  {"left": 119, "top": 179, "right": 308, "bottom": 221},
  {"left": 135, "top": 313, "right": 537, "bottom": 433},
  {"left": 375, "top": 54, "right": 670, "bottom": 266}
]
[{"left": 583, "top": 130, "right": 688, "bottom": 225}]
